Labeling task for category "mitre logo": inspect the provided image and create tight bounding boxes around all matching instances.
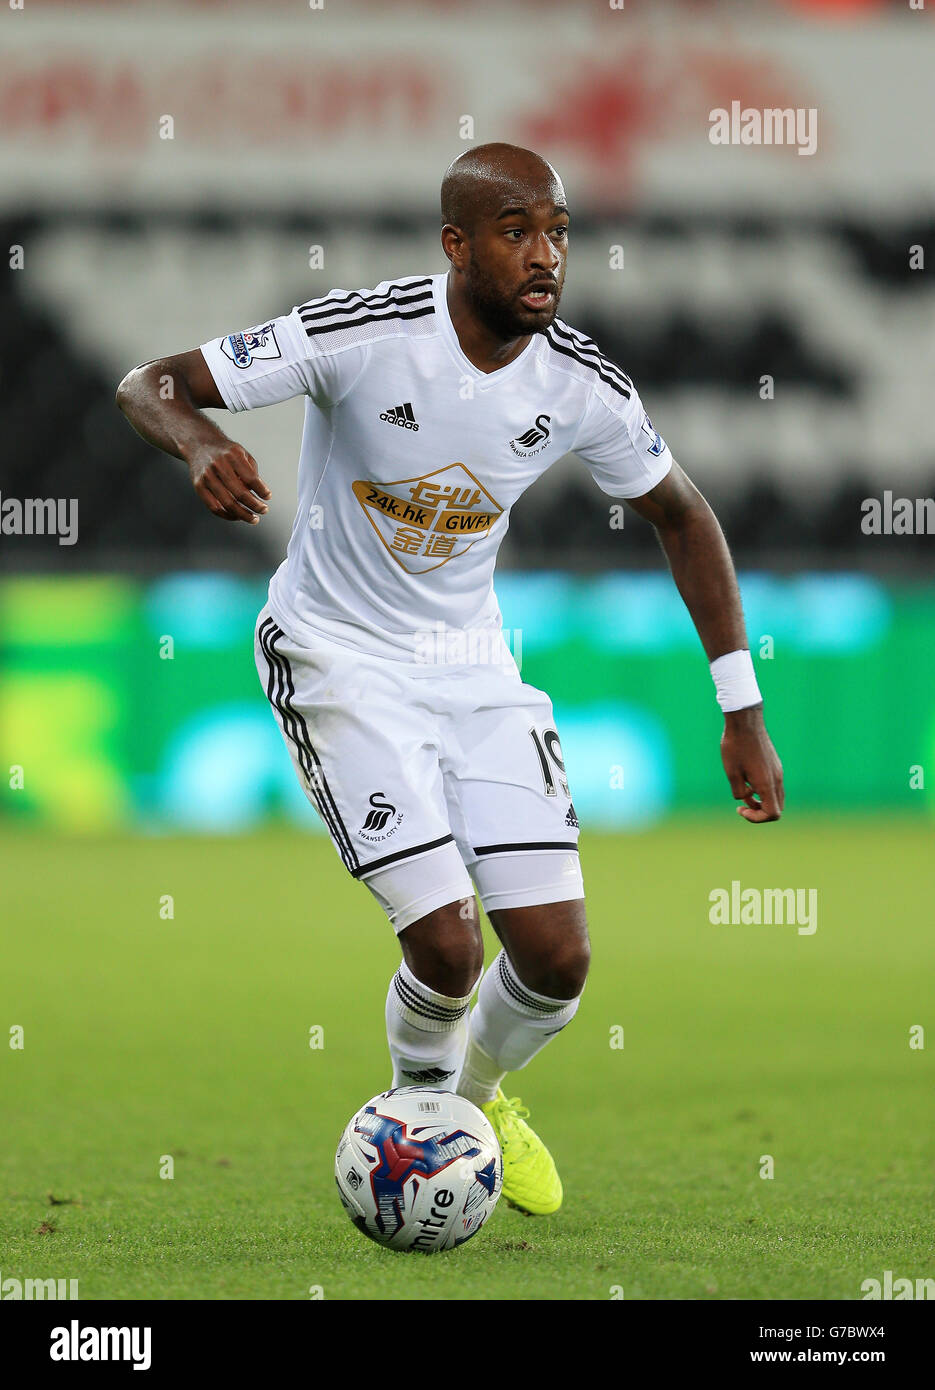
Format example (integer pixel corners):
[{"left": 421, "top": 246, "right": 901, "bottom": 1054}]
[{"left": 352, "top": 463, "right": 503, "bottom": 574}]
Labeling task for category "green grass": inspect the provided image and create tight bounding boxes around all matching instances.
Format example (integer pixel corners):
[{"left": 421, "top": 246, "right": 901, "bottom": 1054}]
[{"left": 1, "top": 819, "right": 932, "bottom": 1300}]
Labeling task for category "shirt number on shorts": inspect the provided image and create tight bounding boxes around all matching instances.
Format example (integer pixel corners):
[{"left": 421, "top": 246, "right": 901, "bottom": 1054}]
[{"left": 529, "top": 726, "right": 569, "bottom": 797}]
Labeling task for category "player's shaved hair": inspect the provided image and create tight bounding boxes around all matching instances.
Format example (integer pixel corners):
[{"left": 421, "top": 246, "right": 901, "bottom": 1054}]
[{"left": 441, "top": 143, "right": 565, "bottom": 235}]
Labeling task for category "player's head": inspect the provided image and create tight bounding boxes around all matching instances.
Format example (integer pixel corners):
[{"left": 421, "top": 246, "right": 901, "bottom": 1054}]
[{"left": 440, "top": 142, "right": 568, "bottom": 339}]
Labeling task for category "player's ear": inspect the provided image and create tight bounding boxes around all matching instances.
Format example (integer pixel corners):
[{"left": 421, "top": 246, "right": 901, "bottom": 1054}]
[{"left": 441, "top": 223, "right": 467, "bottom": 270}]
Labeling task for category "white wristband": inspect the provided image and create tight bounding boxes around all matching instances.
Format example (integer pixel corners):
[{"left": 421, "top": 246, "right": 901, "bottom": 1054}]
[{"left": 710, "top": 649, "right": 762, "bottom": 712}]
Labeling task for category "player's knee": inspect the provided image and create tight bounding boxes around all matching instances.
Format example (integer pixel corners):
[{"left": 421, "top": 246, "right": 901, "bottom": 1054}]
[
  {"left": 492, "top": 899, "right": 591, "bottom": 999},
  {"left": 522, "top": 933, "right": 591, "bottom": 1000},
  {"left": 400, "top": 899, "right": 485, "bottom": 999}
]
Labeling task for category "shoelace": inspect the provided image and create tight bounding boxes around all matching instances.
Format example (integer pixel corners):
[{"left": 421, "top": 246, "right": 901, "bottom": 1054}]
[{"left": 489, "top": 1096, "right": 532, "bottom": 1152}]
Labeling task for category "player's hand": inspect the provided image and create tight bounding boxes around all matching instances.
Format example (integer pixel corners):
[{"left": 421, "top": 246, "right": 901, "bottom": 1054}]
[
  {"left": 720, "top": 706, "right": 784, "bottom": 823},
  {"left": 187, "top": 441, "right": 271, "bottom": 523}
]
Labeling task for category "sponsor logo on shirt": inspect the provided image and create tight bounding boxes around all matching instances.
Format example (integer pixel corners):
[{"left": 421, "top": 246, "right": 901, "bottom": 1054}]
[
  {"left": 509, "top": 414, "right": 551, "bottom": 457},
  {"left": 352, "top": 462, "right": 503, "bottom": 575},
  {"left": 220, "top": 323, "right": 281, "bottom": 369}
]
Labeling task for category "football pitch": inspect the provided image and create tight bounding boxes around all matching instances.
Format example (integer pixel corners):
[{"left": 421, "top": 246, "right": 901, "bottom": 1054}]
[{"left": 2, "top": 818, "right": 932, "bottom": 1302}]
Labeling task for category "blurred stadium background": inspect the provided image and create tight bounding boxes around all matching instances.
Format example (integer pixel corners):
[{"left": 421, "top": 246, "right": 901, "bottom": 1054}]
[{"left": 2, "top": 0, "right": 933, "bottom": 836}]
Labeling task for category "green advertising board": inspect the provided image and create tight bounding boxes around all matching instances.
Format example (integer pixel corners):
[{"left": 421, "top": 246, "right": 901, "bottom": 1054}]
[{"left": 1, "top": 572, "right": 932, "bottom": 831}]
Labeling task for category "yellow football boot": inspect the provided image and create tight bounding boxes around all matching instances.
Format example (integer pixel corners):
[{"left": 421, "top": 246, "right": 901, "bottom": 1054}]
[{"left": 482, "top": 1089, "right": 562, "bottom": 1215}]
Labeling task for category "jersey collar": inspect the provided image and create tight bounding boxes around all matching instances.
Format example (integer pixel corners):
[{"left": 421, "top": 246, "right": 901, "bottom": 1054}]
[{"left": 433, "top": 274, "right": 538, "bottom": 390}]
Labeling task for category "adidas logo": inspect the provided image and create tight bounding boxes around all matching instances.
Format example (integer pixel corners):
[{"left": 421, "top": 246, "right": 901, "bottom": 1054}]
[
  {"left": 564, "top": 802, "right": 579, "bottom": 828},
  {"left": 379, "top": 402, "right": 419, "bottom": 432},
  {"left": 401, "top": 1066, "right": 455, "bottom": 1084}
]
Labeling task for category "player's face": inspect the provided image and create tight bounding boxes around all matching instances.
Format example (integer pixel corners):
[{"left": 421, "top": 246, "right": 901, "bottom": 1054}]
[{"left": 463, "top": 195, "right": 569, "bottom": 340}]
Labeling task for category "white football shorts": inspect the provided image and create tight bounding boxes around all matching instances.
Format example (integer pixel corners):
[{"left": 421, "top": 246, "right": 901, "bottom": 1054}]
[{"left": 254, "top": 605, "right": 584, "bottom": 932}]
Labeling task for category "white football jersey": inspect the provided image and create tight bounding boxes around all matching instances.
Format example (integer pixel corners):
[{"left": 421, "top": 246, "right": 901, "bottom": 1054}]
[{"left": 200, "top": 273, "right": 672, "bottom": 660}]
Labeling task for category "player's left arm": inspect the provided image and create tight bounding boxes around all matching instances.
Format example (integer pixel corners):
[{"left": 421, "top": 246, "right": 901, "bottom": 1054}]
[{"left": 626, "top": 460, "right": 784, "bottom": 824}]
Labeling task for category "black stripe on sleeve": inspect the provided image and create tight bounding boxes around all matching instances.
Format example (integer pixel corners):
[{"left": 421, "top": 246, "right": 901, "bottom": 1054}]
[
  {"left": 545, "top": 326, "right": 632, "bottom": 399},
  {"left": 548, "top": 320, "right": 633, "bottom": 393},
  {"left": 301, "top": 303, "right": 436, "bottom": 339},
  {"left": 296, "top": 277, "right": 434, "bottom": 321},
  {"left": 299, "top": 283, "right": 434, "bottom": 327}
]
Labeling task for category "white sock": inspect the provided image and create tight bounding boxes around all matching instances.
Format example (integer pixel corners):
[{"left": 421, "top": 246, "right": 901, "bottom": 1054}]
[
  {"left": 385, "top": 960, "right": 478, "bottom": 1090},
  {"left": 457, "top": 950, "right": 581, "bottom": 1105}
]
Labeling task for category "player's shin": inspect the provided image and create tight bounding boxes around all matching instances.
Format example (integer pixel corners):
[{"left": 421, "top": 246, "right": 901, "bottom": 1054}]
[
  {"left": 457, "top": 949, "right": 581, "bottom": 1105},
  {"left": 385, "top": 960, "right": 479, "bottom": 1090}
]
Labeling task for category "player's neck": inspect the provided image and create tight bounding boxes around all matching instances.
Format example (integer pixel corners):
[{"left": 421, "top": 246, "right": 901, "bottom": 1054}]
[{"left": 446, "top": 276, "right": 531, "bottom": 375}]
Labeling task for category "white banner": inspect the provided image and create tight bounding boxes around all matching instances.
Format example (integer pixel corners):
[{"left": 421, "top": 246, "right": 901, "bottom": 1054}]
[{"left": 1, "top": 7, "right": 932, "bottom": 210}]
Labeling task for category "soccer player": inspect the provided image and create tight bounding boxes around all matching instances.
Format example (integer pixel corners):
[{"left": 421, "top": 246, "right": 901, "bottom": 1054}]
[{"left": 117, "top": 143, "right": 783, "bottom": 1216}]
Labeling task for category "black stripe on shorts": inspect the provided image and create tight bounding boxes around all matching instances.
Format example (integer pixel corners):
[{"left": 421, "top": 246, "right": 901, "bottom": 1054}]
[
  {"left": 472, "top": 841, "right": 579, "bottom": 856},
  {"left": 353, "top": 833, "right": 455, "bottom": 880},
  {"left": 258, "top": 617, "right": 359, "bottom": 875}
]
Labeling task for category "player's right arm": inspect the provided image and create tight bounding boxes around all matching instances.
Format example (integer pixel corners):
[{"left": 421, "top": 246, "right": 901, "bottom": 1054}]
[{"left": 115, "top": 349, "right": 272, "bottom": 524}]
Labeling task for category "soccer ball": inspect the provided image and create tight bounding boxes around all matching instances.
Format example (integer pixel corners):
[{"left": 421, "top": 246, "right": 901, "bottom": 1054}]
[{"left": 335, "top": 1087, "right": 502, "bottom": 1252}]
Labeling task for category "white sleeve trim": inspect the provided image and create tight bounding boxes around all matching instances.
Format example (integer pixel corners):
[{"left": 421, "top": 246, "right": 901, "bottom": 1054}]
[{"left": 198, "top": 339, "right": 245, "bottom": 412}]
